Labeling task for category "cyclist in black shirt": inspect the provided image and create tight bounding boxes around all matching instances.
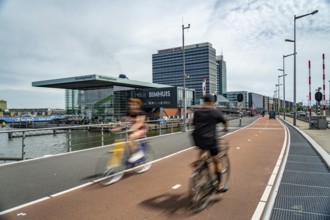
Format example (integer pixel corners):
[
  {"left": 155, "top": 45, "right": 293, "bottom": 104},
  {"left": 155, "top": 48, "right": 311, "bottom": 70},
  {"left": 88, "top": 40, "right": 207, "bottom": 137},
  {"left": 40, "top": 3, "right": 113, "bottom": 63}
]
[{"left": 192, "top": 94, "right": 228, "bottom": 192}]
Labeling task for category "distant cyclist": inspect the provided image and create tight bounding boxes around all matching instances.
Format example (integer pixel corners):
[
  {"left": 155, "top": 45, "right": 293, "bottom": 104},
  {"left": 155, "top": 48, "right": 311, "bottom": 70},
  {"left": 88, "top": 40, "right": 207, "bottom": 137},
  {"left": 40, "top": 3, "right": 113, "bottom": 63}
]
[
  {"left": 126, "top": 98, "right": 147, "bottom": 162},
  {"left": 192, "top": 94, "right": 228, "bottom": 193},
  {"left": 111, "top": 98, "right": 147, "bottom": 163}
]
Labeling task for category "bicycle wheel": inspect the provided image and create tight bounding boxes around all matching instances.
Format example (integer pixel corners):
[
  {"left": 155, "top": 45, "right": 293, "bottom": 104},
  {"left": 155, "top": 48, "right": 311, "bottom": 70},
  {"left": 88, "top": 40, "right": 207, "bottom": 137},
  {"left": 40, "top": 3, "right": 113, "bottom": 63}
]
[
  {"left": 133, "top": 142, "right": 154, "bottom": 174},
  {"left": 99, "top": 164, "right": 125, "bottom": 185},
  {"left": 95, "top": 152, "right": 125, "bottom": 186},
  {"left": 189, "top": 164, "right": 214, "bottom": 212},
  {"left": 219, "top": 154, "right": 231, "bottom": 190}
]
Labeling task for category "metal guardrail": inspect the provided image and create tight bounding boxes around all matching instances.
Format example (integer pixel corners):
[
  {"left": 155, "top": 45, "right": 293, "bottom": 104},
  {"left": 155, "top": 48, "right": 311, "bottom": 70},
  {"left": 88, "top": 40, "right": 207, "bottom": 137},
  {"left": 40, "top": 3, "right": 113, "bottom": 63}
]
[
  {"left": 0, "top": 114, "right": 240, "bottom": 163},
  {"left": 279, "top": 113, "right": 330, "bottom": 128},
  {"left": 0, "top": 120, "right": 183, "bottom": 161}
]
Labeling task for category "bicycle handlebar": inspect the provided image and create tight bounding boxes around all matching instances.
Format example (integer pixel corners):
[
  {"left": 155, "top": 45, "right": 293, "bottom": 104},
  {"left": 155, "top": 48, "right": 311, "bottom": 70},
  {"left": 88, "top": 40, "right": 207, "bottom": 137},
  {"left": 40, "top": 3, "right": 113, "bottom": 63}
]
[{"left": 109, "top": 128, "right": 129, "bottom": 134}]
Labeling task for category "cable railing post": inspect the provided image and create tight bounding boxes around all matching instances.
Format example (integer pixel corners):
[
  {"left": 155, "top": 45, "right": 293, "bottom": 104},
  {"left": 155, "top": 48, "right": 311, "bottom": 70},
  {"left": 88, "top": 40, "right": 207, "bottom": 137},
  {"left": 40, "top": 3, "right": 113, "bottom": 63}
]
[
  {"left": 101, "top": 125, "right": 104, "bottom": 146},
  {"left": 68, "top": 129, "right": 72, "bottom": 152},
  {"left": 22, "top": 131, "right": 26, "bottom": 160},
  {"left": 125, "top": 122, "right": 129, "bottom": 141},
  {"left": 171, "top": 120, "right": 173, "bottom": 133}
]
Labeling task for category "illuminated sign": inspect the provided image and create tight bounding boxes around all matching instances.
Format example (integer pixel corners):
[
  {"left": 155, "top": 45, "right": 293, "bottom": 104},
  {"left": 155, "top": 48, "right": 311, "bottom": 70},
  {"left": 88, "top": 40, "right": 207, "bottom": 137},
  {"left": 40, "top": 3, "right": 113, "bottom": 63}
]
[{"left": 135, "top": 87, "right": 177, "bottom": 108}]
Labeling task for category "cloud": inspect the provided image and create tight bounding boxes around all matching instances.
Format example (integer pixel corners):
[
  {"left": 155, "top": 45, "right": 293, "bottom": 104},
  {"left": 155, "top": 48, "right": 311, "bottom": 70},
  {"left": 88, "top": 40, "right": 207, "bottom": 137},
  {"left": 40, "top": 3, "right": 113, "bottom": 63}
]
[{"left": 0, "top": 0, "right": 329, "bottom": 108}]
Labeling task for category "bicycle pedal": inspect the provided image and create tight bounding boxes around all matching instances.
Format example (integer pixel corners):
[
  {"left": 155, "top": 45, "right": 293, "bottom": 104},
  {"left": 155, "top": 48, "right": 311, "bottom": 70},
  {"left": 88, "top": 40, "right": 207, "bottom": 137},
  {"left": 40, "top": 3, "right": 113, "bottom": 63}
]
[{"left": 216, "top": 188, "right": 228, "bottom": 194}]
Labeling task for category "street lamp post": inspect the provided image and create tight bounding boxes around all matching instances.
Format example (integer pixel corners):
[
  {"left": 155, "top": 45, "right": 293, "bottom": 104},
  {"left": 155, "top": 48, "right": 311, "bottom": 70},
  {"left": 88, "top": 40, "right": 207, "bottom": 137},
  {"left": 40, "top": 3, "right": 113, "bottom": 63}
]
[
  {"left": 277, "top": 77, "right": 281, "bottom": 113},
  {"left": 278, "top": 69, "right": 285, "bottom": 116},
  {"left": 276, "top": 84, "right": 280, "bottom": 113},
  {"left": 278, "top": 53, "right": 294, "bottom": 120},
  {"left": 278, "top": 75, "right": 286, "bottom": 116},
  {"left": 182, "top": 23, "right": 190, "bottom": 132},
  {"left": 285, "top": 10, "right": 318, "bottom": 126},
  {"left": 273, "top": 88, "right": 277, "bottom": 111}
]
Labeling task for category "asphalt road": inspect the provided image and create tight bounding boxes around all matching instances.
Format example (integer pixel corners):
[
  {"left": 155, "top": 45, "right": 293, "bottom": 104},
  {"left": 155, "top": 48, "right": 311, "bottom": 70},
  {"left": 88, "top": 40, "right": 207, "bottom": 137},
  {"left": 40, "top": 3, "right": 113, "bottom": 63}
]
[
  {"left": 1, "top": 116, "right": 288, "bottom": 219},
  {"left": 0, "top": 116, "right": 256, "bottom": 213}
]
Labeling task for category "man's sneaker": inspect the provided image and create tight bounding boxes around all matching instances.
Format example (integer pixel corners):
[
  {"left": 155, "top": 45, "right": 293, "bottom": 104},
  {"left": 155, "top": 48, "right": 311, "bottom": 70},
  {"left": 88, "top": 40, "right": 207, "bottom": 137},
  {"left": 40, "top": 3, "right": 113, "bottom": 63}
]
[{"left": 128, "top": 150, "right": 145, "bottom": 163}]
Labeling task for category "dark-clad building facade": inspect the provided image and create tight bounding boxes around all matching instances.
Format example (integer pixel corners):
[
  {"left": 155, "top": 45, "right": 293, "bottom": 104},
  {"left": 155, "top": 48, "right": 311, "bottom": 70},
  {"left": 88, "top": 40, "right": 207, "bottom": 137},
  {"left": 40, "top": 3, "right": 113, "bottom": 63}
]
[{"left": 152, "top": 42, "right": 217, "bottom": 104}]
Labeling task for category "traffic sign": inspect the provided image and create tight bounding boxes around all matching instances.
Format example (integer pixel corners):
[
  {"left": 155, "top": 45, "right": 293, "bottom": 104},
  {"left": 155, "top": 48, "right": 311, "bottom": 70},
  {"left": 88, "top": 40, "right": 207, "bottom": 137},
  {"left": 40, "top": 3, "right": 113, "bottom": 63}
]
[
  {"left": 315, "top": 91, "right": 322, "bottom": 102},
  {"left": 237, "top": 93, "right": 243, "bottom": 102}
]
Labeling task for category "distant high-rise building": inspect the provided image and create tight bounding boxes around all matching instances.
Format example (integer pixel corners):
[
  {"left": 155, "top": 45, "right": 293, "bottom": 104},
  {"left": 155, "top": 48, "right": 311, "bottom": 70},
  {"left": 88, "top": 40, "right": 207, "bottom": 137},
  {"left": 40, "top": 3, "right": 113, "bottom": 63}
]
[
  {"left": 216, "top": 55, "right": 227, "bottom": 95},
  {"left": 224, "top": 91, "right": 249, "bottom": 109},
  {"left": 152, "top": 42, "right": 218, "bottom": 104},
  {"left": 0, "top": 100, "right": 7, "bottom": 111}
]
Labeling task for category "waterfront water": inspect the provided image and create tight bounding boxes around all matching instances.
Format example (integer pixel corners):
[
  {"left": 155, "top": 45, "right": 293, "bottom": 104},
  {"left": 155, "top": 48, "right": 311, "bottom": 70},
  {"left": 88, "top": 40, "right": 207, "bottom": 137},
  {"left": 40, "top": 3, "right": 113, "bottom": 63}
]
[{"left": 0, "top": 125, "right": 182, "bottom": 163}]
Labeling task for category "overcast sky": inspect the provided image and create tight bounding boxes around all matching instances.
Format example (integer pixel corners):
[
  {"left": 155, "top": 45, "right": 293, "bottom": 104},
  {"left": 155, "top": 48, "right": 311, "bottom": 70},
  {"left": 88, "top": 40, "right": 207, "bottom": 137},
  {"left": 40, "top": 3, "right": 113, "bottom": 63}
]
[{"left": 0, "top": 0, "right": 329, "bottom": 109}]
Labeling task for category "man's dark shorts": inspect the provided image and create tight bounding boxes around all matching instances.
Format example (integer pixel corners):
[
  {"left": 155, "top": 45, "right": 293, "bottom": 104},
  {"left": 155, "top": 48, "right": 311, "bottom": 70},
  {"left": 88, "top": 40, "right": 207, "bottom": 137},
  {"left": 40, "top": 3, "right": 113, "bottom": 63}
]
[{"left": 196, "top": 145, "right": 219, "bottom": 156}]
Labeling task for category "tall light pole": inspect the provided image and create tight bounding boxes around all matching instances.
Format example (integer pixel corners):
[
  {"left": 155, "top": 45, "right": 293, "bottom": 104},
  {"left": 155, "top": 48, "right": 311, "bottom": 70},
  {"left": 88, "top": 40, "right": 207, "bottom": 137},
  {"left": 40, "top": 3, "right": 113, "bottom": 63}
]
[
  {"left": 278, "top": 75, "right": 286, "bottom": 116},
  {"left": 285, "top": 9, "right": 318, "bottom": 126},
  {"left": 278, "top": 69, "right": 286, "bottom": 118},
  {"left": 278, "top": 53, "right": 294, "bottom": 120},
  {"left": 273, "top": 88, "right": 277, "bottom": 111},
  {"left": 182, "top": 23, "right": 190, "bottom": 132},
  {"left": 277, "top": 76, "right": 281, "bottom": 113},
  {"left": 276, "top": 84, "right": 280, "bottom": 113}
]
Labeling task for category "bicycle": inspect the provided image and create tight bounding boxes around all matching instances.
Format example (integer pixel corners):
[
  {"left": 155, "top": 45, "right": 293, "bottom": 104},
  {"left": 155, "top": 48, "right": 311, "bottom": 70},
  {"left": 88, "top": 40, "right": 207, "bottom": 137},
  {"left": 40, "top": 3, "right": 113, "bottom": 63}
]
[
  {"left": 189, "top": 137, "right": 231, "bottom": 212},
  {"left": 97, "top": 130, "right": 153, "bottom": 186}
]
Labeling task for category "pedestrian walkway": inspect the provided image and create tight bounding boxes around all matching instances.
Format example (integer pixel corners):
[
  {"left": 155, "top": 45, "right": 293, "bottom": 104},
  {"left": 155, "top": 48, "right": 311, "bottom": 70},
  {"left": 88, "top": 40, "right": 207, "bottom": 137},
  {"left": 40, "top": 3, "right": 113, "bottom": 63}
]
[
  {"left": 282, "top": 116, "right": 330, "bottom": 165},
  {"left": 267, "top": 116, "right": 330, "bottom": 219}
]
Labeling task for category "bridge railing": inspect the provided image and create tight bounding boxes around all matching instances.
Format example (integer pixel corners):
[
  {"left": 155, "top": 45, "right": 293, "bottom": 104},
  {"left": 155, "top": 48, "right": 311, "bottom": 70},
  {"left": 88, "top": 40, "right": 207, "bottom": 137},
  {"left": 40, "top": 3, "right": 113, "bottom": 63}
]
[
  {"left": 0, "top": 114, "right": 239, "bottom": 163},
  {"left": 0, "top": 119, "right": 181, "bottom": 162}
]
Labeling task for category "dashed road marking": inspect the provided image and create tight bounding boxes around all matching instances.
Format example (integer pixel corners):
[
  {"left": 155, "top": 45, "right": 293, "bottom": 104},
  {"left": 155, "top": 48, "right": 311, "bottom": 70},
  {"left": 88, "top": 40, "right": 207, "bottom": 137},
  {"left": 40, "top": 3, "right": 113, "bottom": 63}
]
[{"left": 172, "top": 184, "right": 182, "bottom": 190}]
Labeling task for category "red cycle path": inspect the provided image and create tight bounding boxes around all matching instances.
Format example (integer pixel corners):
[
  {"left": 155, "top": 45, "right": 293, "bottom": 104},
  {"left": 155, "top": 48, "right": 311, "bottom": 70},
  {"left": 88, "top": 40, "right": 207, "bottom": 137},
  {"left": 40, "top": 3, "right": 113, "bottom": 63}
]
[{"left": 3, "top": 117, "right": 285, "bottom": 220}]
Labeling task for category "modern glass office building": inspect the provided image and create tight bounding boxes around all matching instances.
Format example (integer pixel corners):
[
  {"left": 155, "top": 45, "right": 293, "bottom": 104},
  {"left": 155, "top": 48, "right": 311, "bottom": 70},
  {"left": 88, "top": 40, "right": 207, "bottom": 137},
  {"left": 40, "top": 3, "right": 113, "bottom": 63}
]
[
  {"left": 224, "top": 91, "right": 249, "bottom": 109},
  {"left": 216, "top": 55, "right": 227, "bottom": 95},
  {"left": 0, "top": 100, "right": 7, "bottom": 112},
  {"left": 249, "top": 92, "right": 265, "bottom": 111},
  {"left": 152, "top": 42, "right": 218, "bottom": 104}
]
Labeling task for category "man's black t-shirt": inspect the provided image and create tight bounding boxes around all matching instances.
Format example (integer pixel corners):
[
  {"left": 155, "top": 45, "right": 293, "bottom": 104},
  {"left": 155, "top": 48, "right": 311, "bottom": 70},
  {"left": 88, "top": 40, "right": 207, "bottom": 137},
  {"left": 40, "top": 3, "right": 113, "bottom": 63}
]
[{"left": 192, "top": 108, "right": 226, "bottom": 148}]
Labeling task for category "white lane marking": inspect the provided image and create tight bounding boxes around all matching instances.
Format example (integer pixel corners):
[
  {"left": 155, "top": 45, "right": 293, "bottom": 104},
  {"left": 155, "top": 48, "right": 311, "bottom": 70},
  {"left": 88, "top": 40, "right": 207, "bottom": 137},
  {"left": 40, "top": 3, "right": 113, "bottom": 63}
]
[
  {"left": 50, "top": 182, "right": 93, "bottom": 197},
  {"left": 17, "top": 213, "right": 26, "bottom": 216},
  {"left": 268, "top": 174, "right": 277, "bottom": 186},
  {"left": 172, "top": 184, "right": 182, "bottom": 189},
  {"left": 251, "top": 202, "right": 266, "bottom": 220},
  {"left": 252, "top": 118, "right": 289, "bottom": 220},
  {"left": 245, "top": 128, "right": 283, "bottom": 130},
  {"left": 0, "top": 197, "right": 49, "bottom": 215},
  {"left": 260, "top": 186, "right": 272, "bottom": 202}
]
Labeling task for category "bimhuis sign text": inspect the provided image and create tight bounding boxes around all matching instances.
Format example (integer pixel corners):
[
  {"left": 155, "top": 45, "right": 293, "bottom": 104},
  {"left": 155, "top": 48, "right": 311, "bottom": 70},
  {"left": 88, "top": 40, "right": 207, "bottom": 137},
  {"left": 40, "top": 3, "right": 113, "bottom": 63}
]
[{"left": 135, "top": 87, "right": 177, "bottom": 108}]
